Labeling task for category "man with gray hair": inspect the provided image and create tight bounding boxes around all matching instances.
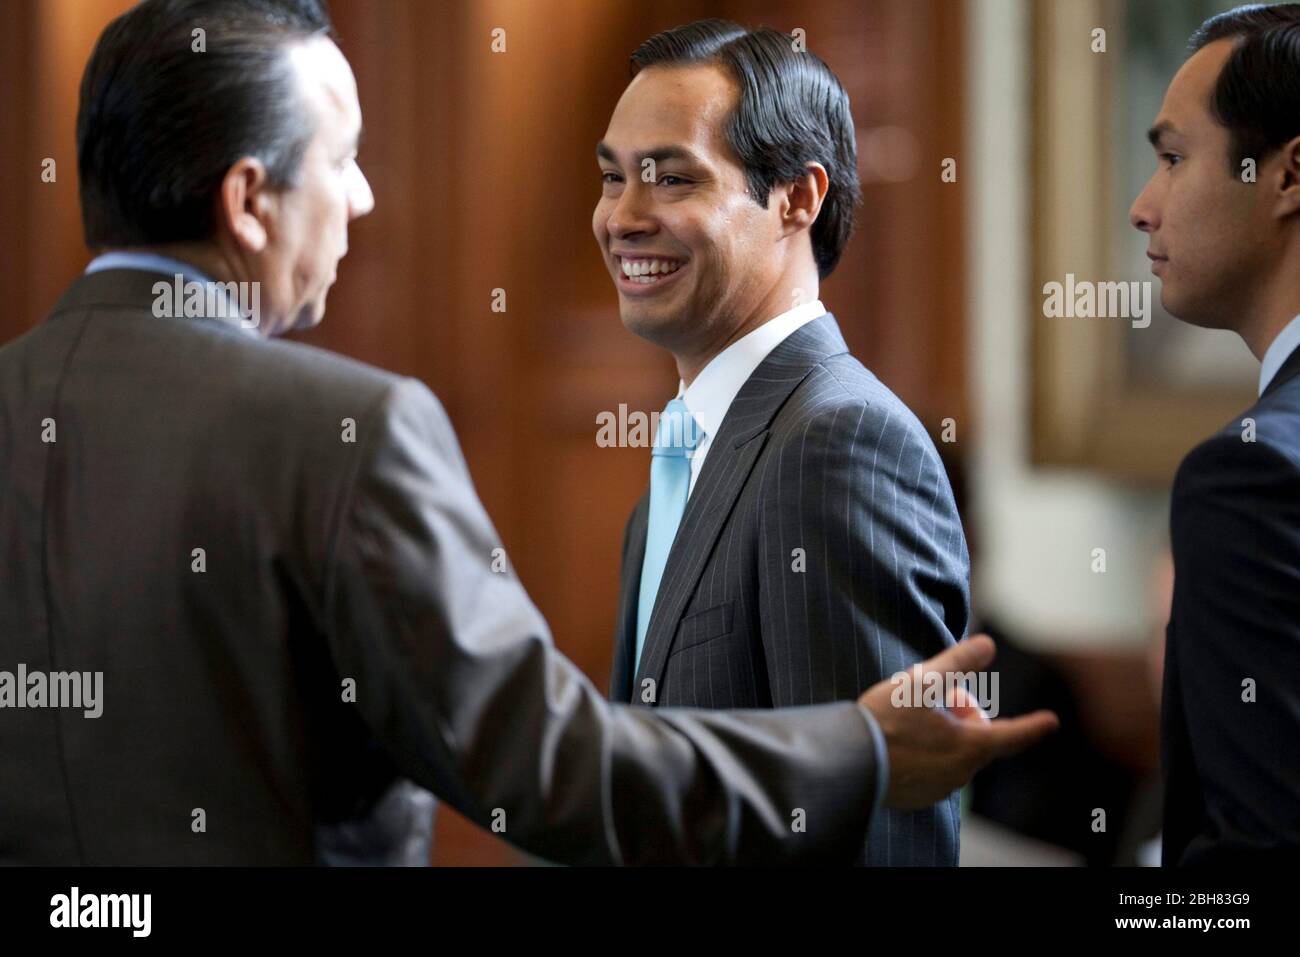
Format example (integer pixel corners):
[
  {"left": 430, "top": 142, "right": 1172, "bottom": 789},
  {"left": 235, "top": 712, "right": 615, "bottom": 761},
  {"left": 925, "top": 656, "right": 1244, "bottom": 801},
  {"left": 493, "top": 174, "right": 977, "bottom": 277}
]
[{"left": 0, "top": 0, "right": 1056, "bottom": 865}]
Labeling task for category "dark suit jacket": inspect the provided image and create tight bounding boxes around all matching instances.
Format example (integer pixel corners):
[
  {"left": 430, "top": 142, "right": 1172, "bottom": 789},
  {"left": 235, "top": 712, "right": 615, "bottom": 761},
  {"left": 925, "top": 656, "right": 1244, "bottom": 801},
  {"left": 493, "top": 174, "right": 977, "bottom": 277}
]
[
  {"left": 611, "top": 314, "right": 971, "bottom": 866},
  {"left": 0, "top": 269, "right": 889, "bottom": 865},
  {"left": 1162, "top": 342, "right": 1300, "bottom": 866}
]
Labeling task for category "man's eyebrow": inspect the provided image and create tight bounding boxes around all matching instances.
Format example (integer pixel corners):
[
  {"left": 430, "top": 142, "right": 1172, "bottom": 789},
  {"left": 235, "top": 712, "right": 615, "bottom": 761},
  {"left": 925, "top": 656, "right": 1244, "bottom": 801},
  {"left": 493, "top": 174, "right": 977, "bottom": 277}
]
[
  {"left": 596, "top": 142, "right": 703, "bottom": 166},
  {"left": 639, "top": 145, "right": 701, "bottom": 165},
  {"left": 341, "top": 125, "right": 364, "bottom": 155},
  {"left": 1147, "top": 121, "right": 1176, "bottom": 148}
]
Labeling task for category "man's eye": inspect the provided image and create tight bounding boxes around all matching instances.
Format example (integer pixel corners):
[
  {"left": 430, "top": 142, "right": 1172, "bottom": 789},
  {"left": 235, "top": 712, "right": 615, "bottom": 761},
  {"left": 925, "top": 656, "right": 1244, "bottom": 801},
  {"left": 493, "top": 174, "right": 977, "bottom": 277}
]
[
  {"left": 601, "top": 171, "right": 623, "bottom": 184},
  {"left": 658, "top": 175, "right": 687, "bottom": 186},
  {"left": 1160, "top": 152, "right": 1182, "bottom": 168}
]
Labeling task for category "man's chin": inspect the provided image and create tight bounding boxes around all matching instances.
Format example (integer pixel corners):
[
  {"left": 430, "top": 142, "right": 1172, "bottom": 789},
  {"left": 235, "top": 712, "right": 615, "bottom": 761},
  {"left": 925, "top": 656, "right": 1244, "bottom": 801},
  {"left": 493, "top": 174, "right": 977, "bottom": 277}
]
[
  {"left": 618, "top": 304, "right": 681, "bottom": 346},
  {"left": 289, "top": 301, "right": 327, "bottom": 334},
  {"left": 1160, "top": 287, "right": 1231, "bottom": 332},
  {"left": 619, "top": 315, "right": 660, "bottom": 346},
  {"left": 1158, "top": 285, "right": 1197, "bottom": 327}
]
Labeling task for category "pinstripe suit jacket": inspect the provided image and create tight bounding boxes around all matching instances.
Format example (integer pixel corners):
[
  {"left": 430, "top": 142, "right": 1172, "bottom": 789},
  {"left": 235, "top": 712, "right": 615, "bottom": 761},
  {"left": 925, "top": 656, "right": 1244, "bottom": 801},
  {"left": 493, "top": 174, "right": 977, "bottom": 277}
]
[{"left": 611, "top": 313, "right": 971, "bottom": 866}]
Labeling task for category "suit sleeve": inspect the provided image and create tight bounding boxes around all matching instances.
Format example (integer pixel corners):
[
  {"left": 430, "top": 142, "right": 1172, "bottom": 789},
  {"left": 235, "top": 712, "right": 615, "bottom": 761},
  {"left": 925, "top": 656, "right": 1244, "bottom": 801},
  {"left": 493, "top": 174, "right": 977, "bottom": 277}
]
[
  {"left": 757, "top": 400, "right": 969, "bottom": 834},
  {"left": 321, "top": 377, "right": 883, "bottom": 865},
  {"left": 757, "top": 400, "right": 970, "bottom": 703},
  {"left": 1167, "top": 432, "right": 1300, "bottom": 857}
]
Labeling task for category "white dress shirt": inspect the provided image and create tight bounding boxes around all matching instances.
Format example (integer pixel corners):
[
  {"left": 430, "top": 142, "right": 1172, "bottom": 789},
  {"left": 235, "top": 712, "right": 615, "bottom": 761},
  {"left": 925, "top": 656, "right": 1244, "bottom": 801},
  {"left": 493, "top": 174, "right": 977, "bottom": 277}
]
[
  {"left": 677, "top": 299, "right": 826, "bottom": 495},
  {"left": 1259, "top": 313, "right": 1300, "bottom": 395}
]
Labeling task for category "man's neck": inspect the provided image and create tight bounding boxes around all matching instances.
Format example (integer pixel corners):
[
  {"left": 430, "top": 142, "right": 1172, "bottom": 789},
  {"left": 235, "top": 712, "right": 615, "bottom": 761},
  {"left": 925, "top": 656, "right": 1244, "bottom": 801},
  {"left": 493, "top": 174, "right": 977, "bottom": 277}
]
[
  {"left": 1237, "top": 287, "right": 1300, "bottom": 362},
  {"left": 1224, "top": 245, "right": 1300, "bottom": 359},
  {"left": 674, "top": 281, "right": 819, "bottom": 387},
  {"left": 97, "top": 241, "right": 278, "bottom": 337},
  {"left": 110, "top": 242, "right": 240, "bottom": 286}
]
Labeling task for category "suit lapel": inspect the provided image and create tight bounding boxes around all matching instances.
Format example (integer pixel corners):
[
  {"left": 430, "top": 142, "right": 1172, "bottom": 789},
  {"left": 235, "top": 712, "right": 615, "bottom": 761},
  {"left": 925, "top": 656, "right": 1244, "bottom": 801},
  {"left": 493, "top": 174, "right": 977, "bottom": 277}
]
[
  {"left": 632, "top": 313, "right": 851, "bottom": 701},
  {"left": 610, "top": 495, "right": 648, "bottom": 703},
  {"left": 1262, "top": 342, "right": 1300, "bottom": 400}
]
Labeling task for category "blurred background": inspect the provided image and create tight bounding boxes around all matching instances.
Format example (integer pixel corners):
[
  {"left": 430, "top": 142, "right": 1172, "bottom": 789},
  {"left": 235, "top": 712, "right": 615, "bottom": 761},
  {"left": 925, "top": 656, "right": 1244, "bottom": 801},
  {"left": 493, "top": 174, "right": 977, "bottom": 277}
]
[{"left": 0, "top": 0, "right": 1260, "bottom": 864}]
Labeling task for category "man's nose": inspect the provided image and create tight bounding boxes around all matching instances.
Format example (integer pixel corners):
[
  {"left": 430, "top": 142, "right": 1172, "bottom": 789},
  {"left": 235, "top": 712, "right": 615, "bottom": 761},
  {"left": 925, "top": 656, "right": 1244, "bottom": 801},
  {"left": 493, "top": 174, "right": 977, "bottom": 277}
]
[
  {"left": 607, "top": 182, "right": 655, "bottom": 238},
  {"left": 347, "top": 160, "right": 375, "bottom": 219},
  {"left": 1129, "top": 179, "right": 1158, "bottom": 233}
]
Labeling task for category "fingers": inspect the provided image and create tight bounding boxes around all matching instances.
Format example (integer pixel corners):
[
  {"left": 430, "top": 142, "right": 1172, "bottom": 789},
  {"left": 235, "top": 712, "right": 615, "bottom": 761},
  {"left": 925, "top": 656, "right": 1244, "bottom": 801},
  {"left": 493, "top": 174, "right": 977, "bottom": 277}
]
[
  {"left": 917, "top": 634, "right": 996, "bottom": 678},
  {"left": 945, "top": 684, "right": 990, "bottom": 722},
  {"left": 870, "top": 634, "right": 1059, "bottom": 808},
  {"left": 971, "top": 709, "right": 1061, "bottom": 758}
]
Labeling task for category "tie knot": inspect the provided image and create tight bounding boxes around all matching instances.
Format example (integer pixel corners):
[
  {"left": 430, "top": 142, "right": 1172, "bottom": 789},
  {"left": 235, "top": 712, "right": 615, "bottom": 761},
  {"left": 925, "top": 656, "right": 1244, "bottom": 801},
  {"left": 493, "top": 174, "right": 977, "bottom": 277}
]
[{"left": 652, "top": 398, "right": 704, "bottom": 458}]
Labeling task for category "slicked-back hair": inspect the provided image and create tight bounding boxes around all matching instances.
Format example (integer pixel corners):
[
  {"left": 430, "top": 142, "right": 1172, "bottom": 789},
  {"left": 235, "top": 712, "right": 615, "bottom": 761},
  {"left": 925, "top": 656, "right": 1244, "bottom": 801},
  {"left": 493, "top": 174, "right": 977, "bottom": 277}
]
[
  {"left": 1189, "top": 3, "right": 1300, "bottom": 176},
  {"left": 630, "top": 19, "right": 861, "bottom": 279},
  {"left": 77, "top": 0, "right": 333, "bottom": 247}
]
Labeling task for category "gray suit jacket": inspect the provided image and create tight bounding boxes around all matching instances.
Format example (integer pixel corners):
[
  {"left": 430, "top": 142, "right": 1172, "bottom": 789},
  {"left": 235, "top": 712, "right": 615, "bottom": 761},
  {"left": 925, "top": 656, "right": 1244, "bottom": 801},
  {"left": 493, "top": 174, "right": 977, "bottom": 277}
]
[
  {"left": 611, "top": 314, "right": 970, "bottom": 866},
  {"left": 0, "top": 269, "right": 887, "bottom": 865}
]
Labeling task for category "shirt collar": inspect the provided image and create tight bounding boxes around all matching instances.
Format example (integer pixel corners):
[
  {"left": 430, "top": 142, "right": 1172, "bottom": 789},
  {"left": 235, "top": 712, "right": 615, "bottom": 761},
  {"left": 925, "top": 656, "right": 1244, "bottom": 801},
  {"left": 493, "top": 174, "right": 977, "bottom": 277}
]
[
  {"left": 1258, "top": 313, "right": 1300, "bottom": 396},
  {"left": 678, "top": 299, "right": 826, "bottom": 439},
  {"left": 86, "top": 251, "right": 215, "bottom": 284},
  {"left": 85, "top": 251, "right": 258, "bottom": 336}
]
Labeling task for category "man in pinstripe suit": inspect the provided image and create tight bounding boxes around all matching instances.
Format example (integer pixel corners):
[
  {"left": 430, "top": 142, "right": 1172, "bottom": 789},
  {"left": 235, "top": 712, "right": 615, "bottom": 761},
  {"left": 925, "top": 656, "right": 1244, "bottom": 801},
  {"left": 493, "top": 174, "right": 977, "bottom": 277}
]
[
  {"left": 0, "top": 1, "right": 1061, "bottom": 867},
  {"left": 594, "top": 21, "right": 970, "bottom": 865}
]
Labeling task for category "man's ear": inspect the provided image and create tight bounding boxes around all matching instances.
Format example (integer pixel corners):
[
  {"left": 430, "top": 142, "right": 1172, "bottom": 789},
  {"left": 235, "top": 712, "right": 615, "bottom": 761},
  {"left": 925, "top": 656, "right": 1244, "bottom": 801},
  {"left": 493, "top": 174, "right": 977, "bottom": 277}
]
[
  {"left": 778, "top": 162, "right": 830, "bottom": 237},
  {"left": 1272, "top": 134, "right": 1300, "bottom": 220},
  {"left": 217, "top": 157, "right": 273, "bottom": 252}
]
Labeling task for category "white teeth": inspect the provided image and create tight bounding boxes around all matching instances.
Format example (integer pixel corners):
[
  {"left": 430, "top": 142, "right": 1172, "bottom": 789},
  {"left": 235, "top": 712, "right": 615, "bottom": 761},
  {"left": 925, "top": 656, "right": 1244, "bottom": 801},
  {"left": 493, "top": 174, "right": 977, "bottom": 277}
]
[{"left": 620, "top": 257, "right": 683, "bottom": 278}]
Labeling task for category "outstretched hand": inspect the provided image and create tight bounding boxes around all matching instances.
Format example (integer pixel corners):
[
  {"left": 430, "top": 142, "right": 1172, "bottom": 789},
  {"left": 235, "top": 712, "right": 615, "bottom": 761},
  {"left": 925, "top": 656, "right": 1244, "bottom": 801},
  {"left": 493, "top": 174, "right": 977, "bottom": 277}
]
[{"left": 858, "top": 635, "right": 1060, "bottom": 810}]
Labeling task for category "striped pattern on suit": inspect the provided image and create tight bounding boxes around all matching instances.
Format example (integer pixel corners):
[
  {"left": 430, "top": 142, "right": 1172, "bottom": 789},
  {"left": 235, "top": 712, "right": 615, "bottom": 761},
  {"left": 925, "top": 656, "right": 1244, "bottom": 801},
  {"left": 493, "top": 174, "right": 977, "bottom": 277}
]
[{"left": 611, "top": 313, "right": 971, "bottom": 866}]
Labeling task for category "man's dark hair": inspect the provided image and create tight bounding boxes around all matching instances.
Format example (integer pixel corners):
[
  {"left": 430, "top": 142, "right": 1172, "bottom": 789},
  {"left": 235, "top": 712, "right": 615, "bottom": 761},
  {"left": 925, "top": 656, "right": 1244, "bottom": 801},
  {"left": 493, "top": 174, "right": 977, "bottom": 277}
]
[
  {"left": 630, "top": 19, "right": 861, "bottom": 279},
  {"left": 1189, "top": 3, "right": 1300, "bottom": 175},
  {"left": 77, "top": 0, "right": 333, "bottom": 247}
]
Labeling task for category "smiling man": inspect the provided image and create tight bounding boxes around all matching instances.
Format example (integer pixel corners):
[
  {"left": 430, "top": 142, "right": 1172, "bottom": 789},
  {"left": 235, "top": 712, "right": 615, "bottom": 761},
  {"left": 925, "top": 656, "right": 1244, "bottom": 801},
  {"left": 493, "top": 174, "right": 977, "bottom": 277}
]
[
  {"left": 0, "top": 0, "right": 1058, "bottom": 867},
  {"left": 595, "top": 20, "right": 971, "bottom": 866},
  {"left": 1130, "top": 3, "right": 1300, "bottom": 865}
]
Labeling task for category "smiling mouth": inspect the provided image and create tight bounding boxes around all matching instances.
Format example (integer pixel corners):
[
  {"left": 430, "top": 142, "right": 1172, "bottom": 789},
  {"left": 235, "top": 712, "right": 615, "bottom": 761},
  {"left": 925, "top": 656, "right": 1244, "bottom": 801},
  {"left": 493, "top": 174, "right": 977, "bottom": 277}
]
[{"left": 617, "top": 255, "right": 686, "bottom": 286}]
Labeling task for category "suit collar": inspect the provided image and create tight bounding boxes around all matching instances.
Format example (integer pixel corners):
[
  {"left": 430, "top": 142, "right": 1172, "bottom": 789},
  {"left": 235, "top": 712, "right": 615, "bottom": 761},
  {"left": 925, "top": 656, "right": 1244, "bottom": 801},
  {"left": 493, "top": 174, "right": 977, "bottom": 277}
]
[
  {"left": 631, "top": 312, "right": 849, "bottom": 697},
  {"left": 48, "top": 268, "right": 256, "bottom": 338},
  {"left": 85, "top": 250, "right": 214, "bottom": 283},
  {"left": 1261, "top": 338, "right": 1300, "bottom": 400},
  {"left": 705, "top": 311, "right": 850, "bottom": 446},
  {"left": 680, "top": 299, "right": 826, "bottom": 440}
]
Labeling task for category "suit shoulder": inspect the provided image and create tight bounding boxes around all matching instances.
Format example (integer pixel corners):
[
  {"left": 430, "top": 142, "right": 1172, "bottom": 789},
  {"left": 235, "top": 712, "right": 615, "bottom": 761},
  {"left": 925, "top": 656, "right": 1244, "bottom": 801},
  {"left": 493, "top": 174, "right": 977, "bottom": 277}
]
[
  {"left": 1172, "top": 416, "right": 1300, "bottom": 548},
  {"left": 147, "top": 327, "right": 447, "bottom": 460},
  {"left": 1240, "top": 374, "right": 1300, "bottom": 454},
  {"left": 773, "top": 353, "right": 936, "bottom": 454},
  {"left": 235, "top": 335, "right": 403, "bottom": 403},
  {"left": 1176, "top": 405, "right": 1300, "bottom": 495},
  {"left": 182, "top": 333, "right": 432, "bottom": 442},
  {"left": 1, "top": 309, "right": 407, "bottom": 421}
]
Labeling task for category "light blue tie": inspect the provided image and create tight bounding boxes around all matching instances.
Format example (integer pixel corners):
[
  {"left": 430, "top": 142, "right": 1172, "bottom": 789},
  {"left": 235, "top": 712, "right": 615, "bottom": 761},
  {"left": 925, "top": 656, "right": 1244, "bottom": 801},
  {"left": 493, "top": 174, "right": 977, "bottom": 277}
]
[{"left": 635, "top": 398, "right": 704, "bottom": 673}]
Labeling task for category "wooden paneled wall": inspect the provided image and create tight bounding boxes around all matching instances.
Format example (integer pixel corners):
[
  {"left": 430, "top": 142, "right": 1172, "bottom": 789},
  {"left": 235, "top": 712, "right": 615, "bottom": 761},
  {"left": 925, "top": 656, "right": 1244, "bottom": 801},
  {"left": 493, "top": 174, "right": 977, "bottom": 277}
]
[{"left": 0, "top": 0, "right": 966, "bottom": 865}]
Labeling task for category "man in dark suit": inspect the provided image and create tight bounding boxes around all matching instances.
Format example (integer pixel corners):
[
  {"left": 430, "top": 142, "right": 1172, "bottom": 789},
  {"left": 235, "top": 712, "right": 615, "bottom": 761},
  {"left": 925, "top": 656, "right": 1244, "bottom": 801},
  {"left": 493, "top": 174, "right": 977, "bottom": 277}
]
[
  {"left": 595, "top": 21, "right": 969, "bottom": 865},
  {"left": 0, "top": 0, "right": 1057, "bottom": 866},
  {"left": 1130, "top": 4, "right": 1300, "bottom": 865}
]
